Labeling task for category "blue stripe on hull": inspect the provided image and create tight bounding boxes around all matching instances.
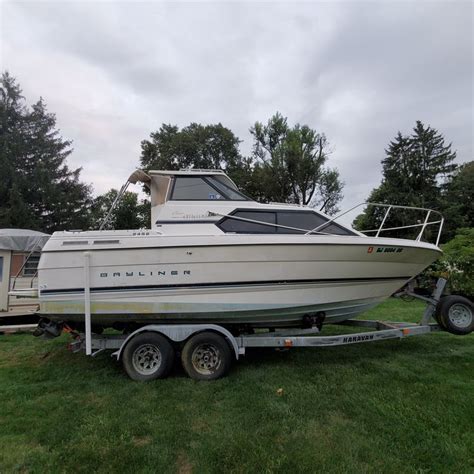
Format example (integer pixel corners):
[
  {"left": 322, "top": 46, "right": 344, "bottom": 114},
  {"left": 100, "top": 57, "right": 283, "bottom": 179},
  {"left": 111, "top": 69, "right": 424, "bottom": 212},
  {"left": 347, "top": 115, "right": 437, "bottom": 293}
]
[{"left": 40, "top": 276, "right": 410, "bottom": 296}]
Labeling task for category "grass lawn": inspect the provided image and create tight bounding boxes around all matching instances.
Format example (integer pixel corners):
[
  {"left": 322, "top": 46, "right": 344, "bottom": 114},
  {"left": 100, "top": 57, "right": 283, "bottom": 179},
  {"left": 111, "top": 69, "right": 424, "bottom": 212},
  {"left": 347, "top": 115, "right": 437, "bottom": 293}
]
[{"left": 0, "top": 298, "right": 473, "bottom": 473}]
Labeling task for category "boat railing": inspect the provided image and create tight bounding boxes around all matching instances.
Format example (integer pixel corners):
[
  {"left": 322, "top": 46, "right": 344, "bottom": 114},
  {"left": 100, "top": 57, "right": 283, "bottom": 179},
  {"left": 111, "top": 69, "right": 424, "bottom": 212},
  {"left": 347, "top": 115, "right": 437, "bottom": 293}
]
[{"left": 305, "top": 202, "right": 444, "bottom": 246}]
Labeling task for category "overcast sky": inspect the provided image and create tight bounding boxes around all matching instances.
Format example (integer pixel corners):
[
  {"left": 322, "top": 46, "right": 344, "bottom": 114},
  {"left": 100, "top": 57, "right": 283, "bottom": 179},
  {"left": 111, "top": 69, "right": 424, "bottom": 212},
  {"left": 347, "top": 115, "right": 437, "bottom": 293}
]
[{"left": 1, "top": 0, "right": 472, "bottom": 216}]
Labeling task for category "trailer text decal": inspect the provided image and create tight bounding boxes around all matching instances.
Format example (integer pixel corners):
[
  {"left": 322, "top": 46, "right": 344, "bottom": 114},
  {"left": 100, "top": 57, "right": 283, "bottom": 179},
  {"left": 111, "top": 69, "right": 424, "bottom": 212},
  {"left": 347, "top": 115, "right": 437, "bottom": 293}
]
[{"left": 343, "top": 335, "right": 374, "bottom": 343}]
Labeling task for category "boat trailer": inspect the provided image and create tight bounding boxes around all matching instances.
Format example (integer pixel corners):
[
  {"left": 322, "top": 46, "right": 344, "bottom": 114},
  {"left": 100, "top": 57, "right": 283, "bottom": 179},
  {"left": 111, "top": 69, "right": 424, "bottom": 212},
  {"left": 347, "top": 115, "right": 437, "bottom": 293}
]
[{"left": 59, "top": 276, "right": 473, "bottom": 381}]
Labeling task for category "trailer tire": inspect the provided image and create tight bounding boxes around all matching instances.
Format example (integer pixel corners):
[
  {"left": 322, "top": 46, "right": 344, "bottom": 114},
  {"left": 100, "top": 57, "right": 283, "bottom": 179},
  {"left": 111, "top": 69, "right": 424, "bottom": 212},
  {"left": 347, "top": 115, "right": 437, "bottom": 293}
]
[
  {"left": 122, "top": 332, "right": 174, "bottom": 381},
  {"left": 436, "top": 296, "right": 474, "bottom": 335},
  {"left": 181, "top": 332, "right": 232, "bottom": 381}
]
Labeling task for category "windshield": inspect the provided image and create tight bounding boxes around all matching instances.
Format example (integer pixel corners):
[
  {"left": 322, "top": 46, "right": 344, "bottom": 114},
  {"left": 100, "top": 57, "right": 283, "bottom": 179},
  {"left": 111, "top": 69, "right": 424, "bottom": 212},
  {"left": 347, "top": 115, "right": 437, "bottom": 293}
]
[{"left": 171, "top": 176, "right": 250, "bottom": 201}]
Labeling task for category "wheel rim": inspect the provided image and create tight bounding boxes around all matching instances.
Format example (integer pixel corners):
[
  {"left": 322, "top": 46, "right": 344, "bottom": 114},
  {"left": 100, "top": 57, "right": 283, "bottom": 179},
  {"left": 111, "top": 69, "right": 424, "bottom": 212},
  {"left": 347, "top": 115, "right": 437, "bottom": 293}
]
[
  {"left": 191, "top": 343, "right": 221, "bottom": 375},
  {"left": 132, "top": 344, "right": 162, "bottom": 375},
  {"left": 448, "top": 303, "right": 473, "bottom": 329}
]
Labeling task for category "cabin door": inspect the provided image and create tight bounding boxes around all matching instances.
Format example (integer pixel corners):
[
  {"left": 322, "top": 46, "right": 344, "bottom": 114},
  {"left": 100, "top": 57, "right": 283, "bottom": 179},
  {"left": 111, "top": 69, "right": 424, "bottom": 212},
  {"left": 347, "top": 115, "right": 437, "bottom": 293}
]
[{"left": 0, "top": 250, "right": 11, "bottom": 312}]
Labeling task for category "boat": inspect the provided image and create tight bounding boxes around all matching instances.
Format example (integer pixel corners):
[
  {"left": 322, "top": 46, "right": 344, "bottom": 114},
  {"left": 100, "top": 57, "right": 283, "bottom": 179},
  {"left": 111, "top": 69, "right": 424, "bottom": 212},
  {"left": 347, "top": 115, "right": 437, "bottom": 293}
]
[{"left": 35, "top": 169, "right": 443, "bottom": 333}]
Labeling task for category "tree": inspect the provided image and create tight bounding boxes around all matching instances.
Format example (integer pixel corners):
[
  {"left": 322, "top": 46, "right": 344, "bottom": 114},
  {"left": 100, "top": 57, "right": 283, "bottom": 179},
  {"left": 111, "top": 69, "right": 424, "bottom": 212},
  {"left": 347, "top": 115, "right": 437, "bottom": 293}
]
[
  {"left": 420, "top": 228, "right": 474, "bottom": 298},
  {"left": 354, "top": 121, "right": 457, "bottom": 239},
  {"left": 139, "top": 114, "right": 343, "bottom": 213},
  {"left": 249, "top": 112, "right": 343, "bottom": 213},
  {"left": 0, "top": 72, "right": 29, "bottom": 225},
  {"left": 314, "top": 168, "right": 344, "bottom": 215},
  {"left": 249, "top": 113, "right": 292, "bottom": 203},
  {"left": 91, "top": 189, "right": 149, "bottom": 230},
  {"left": 442, "top": 161, "right": 474, "bottom": 240},
  {"left": 0, "top": 72, "right": 92, "bottom": 233},
  {"left": 140, "top": 123, "right": 242, "bottom": 173}
]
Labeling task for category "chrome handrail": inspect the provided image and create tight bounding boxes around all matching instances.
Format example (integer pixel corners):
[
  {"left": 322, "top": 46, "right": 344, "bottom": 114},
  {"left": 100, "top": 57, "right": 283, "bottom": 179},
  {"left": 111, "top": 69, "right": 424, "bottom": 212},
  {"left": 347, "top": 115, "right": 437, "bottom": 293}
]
[
  {"left": 99, "top": 180, "right": 131, "bottom": 230},
  {"left": 375, "top": 206, "right": 391, "bottom": 238},
  {"left": 361, "top": 220, "right": 442, "bottom": 233},
  {"left": 305, "top": 202, "right": 444, "bottom": 246}
]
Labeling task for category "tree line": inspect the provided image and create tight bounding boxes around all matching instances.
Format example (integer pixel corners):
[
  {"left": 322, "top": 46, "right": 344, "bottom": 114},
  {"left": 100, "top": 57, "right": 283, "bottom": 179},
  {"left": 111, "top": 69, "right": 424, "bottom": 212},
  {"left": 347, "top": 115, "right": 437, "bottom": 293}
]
[
  {"left": 353, "top": 121, "right": 472, "bottom": 241},
  {"left": 0, "top": 72, "right": 472, "bottom": 243}
]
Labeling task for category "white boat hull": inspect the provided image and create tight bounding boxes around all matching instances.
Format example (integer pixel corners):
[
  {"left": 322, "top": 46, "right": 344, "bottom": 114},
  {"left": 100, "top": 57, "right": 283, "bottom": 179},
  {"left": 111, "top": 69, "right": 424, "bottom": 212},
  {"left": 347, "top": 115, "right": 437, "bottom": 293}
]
[{"left": 37, "top": 234, "right": 441, "bottom": 328}]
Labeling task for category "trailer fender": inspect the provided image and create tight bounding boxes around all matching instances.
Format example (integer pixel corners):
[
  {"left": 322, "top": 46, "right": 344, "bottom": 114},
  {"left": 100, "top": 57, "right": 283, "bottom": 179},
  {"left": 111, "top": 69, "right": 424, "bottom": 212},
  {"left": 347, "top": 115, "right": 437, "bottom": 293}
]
[{"left": 113, "top": 324, "right": 240, "bottom": 361}]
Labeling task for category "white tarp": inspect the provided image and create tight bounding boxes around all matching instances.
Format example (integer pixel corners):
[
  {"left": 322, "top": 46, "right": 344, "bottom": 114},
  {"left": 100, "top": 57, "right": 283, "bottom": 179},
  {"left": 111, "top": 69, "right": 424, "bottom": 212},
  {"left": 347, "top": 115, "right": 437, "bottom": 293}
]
[{"left": 0, "top": 228, "right": 50, "bottom": 252}]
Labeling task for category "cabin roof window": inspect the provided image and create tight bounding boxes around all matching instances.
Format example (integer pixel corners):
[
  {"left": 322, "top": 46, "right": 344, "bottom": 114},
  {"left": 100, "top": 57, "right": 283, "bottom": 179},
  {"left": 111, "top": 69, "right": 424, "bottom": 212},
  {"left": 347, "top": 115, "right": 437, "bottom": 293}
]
[{"left": 171, "top": 176, "right": 249, "bottom": 201}]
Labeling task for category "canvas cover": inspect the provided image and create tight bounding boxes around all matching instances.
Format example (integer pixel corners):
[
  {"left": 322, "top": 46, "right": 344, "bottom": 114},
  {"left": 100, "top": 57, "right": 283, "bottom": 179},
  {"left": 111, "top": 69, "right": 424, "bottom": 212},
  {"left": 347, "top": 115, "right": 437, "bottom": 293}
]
[{"left": 0, "top": 228, "right": 49, "bottom": 252}]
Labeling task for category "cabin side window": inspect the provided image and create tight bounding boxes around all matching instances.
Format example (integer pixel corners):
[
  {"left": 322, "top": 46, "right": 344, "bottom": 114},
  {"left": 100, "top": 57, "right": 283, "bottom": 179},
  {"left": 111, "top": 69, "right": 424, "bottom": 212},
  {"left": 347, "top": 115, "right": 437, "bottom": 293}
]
[
  {"left": 217, "top": 210, "right": 355, "bottom": 235},
  {"left": 276, "top": 212, "right": 326, "bottom": 234},
  {"left": 276, "top": 212, "right": 354, "bottom": 235},
  {"left": 218, "top": 211, "right": 276, "bottom": 233}
]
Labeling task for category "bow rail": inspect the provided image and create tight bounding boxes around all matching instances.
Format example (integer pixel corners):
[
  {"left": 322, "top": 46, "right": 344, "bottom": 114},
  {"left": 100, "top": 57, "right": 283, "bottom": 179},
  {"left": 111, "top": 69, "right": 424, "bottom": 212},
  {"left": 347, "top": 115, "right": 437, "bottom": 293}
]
[{"left": 305, "top": 202, "right": 444, "bottom": 246}]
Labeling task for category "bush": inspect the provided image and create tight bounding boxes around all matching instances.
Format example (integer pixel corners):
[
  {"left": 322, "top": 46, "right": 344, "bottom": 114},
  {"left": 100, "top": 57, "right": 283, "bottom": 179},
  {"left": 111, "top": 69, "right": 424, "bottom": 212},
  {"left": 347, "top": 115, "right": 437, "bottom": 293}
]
[{"left": 419, "top": 228, "right": 474, "bottom": 298}]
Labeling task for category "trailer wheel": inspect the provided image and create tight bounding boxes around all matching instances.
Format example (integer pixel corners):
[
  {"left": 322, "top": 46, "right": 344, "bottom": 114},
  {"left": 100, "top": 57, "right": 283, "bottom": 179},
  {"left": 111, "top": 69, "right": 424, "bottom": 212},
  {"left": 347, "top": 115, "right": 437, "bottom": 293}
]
[
  {"left": 181, "top": 332, "right": 232, "bottom": 381},
  {"left": 122, "top": 332, "right": 174, "bottom": 381},
  {"left": 436, "top": 296, "right": 474, "bottom": 335}
]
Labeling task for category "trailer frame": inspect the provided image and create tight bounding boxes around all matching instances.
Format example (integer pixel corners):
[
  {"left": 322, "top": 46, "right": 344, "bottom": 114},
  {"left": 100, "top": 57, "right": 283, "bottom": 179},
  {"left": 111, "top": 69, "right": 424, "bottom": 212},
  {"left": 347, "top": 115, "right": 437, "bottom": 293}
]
[{"left": 71, "top": 317, "right": 442, "bottom": 359}]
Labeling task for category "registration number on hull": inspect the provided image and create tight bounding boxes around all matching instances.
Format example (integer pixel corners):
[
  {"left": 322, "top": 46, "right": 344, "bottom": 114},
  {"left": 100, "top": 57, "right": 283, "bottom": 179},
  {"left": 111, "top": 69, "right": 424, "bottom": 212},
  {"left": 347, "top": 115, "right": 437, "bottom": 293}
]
[{"left": 367, "top": 247, "right": 403, "bottom": 254}]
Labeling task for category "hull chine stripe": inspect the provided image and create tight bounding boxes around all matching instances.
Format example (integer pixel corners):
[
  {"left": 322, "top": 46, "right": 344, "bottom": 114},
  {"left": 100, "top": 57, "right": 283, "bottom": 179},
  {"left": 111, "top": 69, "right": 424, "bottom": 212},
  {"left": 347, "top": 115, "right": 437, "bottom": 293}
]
[{"left": 41, "top": 276, "right": 411, "bottom": 296}]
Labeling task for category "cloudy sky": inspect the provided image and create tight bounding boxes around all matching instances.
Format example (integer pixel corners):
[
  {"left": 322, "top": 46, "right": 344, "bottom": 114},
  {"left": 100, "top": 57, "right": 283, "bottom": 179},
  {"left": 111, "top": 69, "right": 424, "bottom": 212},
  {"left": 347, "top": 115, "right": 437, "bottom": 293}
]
[{"left": 1, "top": 0, "right": 472, "bottom": 216}]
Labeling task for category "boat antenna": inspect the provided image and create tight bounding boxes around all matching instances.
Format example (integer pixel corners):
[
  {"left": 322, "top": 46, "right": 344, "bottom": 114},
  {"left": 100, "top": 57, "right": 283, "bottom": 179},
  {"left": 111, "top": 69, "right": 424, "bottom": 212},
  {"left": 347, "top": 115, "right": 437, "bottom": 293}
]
[{"left": 98, "top": 170, "right": 151, "bottom": 230}]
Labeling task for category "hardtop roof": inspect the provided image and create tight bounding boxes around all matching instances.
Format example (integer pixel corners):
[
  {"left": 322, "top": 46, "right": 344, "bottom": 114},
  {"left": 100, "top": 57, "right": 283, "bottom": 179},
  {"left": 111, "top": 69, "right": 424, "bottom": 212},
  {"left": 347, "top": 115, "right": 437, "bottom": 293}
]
[{"left": 148, "top": 169, "right": 227, "bottom": 176}]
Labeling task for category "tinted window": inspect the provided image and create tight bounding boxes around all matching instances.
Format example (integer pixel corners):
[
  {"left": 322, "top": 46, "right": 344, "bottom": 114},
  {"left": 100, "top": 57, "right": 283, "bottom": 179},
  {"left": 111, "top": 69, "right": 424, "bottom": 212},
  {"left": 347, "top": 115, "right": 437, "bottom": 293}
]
[
  {"left": 172, "top": 177, "right": 225, "bottom": 200},
  {"left": 217, "top": 209, "right": 355, "bottom": 235},
  {"left": 218, "top": 211, "right": 276, "bottom": 233},
  {"left": 277, "top": 211, "right": 354, "bottom": 235},
  {"left": 318, "top": 223, "right": 354, "bottom": 236},
  {"left": 276, "top": 212, "right": 326, "bottom": 233},
  {"left": 214, "top": 175, "right": 238, "bottom": 191},
  {"left": 207, "top": 177, "right": 247, "bottom": 201}
]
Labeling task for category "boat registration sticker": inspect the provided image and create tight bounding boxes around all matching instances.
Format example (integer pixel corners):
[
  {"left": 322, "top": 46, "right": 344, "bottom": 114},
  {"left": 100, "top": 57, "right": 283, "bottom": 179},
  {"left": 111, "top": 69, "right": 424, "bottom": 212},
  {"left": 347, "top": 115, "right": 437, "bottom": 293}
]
[{"left": 368, "top": 246, "right": 403, "bottom": 254}]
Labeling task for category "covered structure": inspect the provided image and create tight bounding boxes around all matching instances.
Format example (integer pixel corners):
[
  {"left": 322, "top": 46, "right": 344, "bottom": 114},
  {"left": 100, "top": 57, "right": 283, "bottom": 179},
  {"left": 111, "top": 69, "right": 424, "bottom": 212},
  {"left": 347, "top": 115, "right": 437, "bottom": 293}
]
[{"left": 0, "top": 229, "right": 49, "bottom": 312}]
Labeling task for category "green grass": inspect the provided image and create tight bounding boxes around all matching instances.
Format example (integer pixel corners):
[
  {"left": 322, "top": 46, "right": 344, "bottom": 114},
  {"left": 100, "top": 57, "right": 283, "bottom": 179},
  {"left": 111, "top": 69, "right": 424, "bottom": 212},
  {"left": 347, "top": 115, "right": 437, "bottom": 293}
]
[{"left": 0, "top": 299, "right": 473, "bottom": 473}]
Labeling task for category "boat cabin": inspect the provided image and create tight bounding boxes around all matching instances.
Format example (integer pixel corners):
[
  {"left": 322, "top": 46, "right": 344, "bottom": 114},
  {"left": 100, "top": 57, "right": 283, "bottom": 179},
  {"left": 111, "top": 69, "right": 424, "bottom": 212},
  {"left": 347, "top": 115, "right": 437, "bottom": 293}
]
[{"left": 134, "top": 169, "right": 356, "bottom": 236}]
